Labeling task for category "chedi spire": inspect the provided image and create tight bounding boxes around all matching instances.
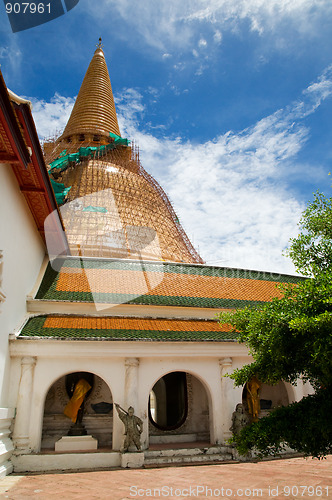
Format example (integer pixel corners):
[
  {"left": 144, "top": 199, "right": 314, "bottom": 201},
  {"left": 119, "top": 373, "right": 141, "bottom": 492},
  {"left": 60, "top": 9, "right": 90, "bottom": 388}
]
[
  {"left": 47, "top": 42, "right": 203, "bottom": 264},
  {"left": 60, "top": 39, "right": 121, "bottom": 144}
]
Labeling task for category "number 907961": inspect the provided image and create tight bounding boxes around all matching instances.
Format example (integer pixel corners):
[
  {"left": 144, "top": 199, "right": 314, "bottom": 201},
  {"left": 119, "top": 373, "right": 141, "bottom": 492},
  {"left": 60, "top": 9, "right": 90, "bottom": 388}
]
[{"left": 5, "top": 2, "right": 51, "bottom": 14}]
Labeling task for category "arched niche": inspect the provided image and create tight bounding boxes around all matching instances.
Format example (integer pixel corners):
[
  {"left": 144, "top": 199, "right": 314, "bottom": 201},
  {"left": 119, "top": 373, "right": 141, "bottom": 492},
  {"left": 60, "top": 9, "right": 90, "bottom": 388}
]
[
  {"left": 41, "top": 371, "right": 113, "bottom": 449},
  {"left": 242, "top": 380, "right": 289, "bottom": 420},
  {"left": 148, "top": 371, "right": 210, "bottom": 445}
]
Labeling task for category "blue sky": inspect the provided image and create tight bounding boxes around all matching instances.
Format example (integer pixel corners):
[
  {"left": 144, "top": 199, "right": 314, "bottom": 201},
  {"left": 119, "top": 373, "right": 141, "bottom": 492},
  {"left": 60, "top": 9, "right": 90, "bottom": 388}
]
[{"left": 1, "top": 0, "right": 332, "bottom": 273}]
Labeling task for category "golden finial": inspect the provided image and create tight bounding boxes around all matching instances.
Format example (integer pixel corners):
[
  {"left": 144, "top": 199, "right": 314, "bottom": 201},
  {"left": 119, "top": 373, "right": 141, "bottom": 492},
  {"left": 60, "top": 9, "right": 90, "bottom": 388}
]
[{"left": 96, "top": 37, "right": 103, "bottom": 49}]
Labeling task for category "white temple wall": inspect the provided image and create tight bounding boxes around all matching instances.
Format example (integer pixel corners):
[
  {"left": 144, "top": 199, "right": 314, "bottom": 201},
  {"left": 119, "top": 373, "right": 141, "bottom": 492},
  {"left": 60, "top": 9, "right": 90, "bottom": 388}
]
[
  {"left": 8, "top": 344, "right": 253, "bottom": 453},
  {"left": 24, "top": 357, "right": 125, "bottom": 452},
  {"left": 0, "top": 163, "right": 45, "bottom": 475},
  {"left": 0, "top": 165, "right": 44, "bottom": 405},
  {"left": 189, "top": 375, "right": 210, "bottom": 434},
  {"left": 219, "top": 356, "right": 251, "bottom": 440},
  {"left": 9, "top": 338, "right": 313, "bottom": 460},
  {"left": 285, "top": 379, "right": 314, "bottom": 403},
  {"left": 139, "top": 358, "right": 218, "bottom": 446}
]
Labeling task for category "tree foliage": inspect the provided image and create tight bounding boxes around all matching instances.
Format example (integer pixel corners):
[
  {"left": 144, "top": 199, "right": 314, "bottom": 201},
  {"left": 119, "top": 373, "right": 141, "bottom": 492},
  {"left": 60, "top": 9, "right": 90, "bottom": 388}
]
[
  {"left": 234, "top": 391, "right": 332, "bottom": 459},
  {"left": 218, "top": 192, "right": 332, "bottom": 458},
  {"left": 287, "top": 191, "right": 332, "bottom": 277}
]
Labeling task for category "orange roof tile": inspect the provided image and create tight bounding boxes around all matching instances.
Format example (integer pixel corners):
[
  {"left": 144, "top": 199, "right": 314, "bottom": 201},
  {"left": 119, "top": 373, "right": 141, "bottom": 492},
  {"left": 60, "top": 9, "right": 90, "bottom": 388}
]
[
  {"left": 56, "top": 268, "right": 283, "bottom": 303},
  {"left": 44, "top": 316, "right": 229, "bottom": 332},
  {"left": 20, "top": 315, "right": 236, "bottom": 341},
  {"left": 36, "top": 258, "right": 303, "bottom": 309}
]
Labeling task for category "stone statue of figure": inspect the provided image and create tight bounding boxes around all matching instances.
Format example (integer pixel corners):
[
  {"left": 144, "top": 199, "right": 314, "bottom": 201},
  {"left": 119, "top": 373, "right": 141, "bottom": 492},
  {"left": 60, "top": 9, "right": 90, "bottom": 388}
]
[
  {"left": 115, "top": 403, "right": 143, "bottom": 452},
  {"left": 246, "top": 376, "right": 261, "bottom": 422},
  {"left": 230, "top": 403, "right": 250, "bottom": 436}
]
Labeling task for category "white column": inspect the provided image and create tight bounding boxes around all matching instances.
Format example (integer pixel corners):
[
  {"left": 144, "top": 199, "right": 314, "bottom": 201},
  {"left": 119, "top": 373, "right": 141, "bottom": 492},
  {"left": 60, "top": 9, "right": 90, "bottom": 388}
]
[
  {"left": 219, "top": 357, "right": 233, "bottom": 442},
  {"left": 123, "top": 357, "right": 147, "bottom": 451},
  {"left": 112, "top": 360, "right": 140, "bottom": 452},
  {"left": 124, "top": 357, "right": 139, "bottom": 411},
  {"left": 0, "top": 250, "right": 6, "bottom": 306},
  {"left": 12, "top": 356, "right": 36, "bottom": 453}
]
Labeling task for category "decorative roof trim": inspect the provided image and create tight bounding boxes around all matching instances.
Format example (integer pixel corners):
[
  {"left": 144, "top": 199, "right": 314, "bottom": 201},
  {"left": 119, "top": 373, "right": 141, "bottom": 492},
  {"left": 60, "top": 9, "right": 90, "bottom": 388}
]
[
  {"left": 0, "top": 71, "right": 30, "bottom": 168},
  {"left": 7, "top": 88, "right": 32, "bottom": 110},
  {"left": 0, "top": 70, "right": 70, "bottom": 251},
  {"left": 18, "top": 314, "right": 237, "bottom": 342}
]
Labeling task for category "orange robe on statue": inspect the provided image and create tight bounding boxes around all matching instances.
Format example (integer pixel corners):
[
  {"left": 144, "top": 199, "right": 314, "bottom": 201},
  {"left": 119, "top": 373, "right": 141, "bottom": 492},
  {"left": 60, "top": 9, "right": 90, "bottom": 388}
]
[{"left": 64, "top": 378, "right": 91, "bottom": 423}]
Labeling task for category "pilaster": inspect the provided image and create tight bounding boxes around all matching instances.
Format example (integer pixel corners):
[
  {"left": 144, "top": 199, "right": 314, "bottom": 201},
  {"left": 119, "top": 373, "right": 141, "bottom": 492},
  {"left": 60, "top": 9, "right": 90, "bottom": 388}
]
[
  {"left": 113, "top": 357, "right": 140, "bottom": 452},
  {"left": 124, "top": 357, "right": 139, "bottom": 411},
  {"left": 219, "top": 357, "right": 233, "bottom": 442},
  {"left": 12, "top": 356, "right": 36, "bottom": 453}
]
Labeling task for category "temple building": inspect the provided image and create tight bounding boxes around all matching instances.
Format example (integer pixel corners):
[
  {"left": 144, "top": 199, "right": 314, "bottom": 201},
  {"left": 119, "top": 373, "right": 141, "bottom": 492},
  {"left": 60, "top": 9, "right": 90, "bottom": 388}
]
[{"left": 0, "top": 43, "right": 311, "bottom": 474}]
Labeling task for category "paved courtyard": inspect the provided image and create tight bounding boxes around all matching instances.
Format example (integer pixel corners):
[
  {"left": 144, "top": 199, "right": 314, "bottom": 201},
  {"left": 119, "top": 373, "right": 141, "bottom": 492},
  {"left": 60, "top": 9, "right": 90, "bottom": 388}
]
[{"left": 0, "top": 455, "right": 331, "bottom": 500}]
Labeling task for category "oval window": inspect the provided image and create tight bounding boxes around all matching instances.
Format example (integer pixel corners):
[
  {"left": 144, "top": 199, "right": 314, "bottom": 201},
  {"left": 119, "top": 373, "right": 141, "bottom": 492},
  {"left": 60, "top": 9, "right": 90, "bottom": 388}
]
[{"left": 149, "top": 371, "right": 188, "bottom": 430}]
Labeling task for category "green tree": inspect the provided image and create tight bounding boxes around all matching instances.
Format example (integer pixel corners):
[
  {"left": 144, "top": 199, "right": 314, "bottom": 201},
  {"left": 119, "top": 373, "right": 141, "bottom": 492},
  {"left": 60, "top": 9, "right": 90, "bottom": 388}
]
[{"left": 218, "top": 192, "right": 332, "bottom": 458}]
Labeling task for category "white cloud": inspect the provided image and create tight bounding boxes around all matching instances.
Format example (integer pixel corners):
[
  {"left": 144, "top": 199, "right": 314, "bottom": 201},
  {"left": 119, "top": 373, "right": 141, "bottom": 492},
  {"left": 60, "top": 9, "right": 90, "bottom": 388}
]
[
  {"left": 0, "top": 43, "right": 23, "bottom": 81},
  {"left": 30, "top": 65, "right": 332, "bottom": 274},
  {"left": 300, "top": 65, "right": 332, "bottom": 115},
  {"left": 130, "top": 125, "right": 307, "bottom": 274},
  {"left": 115, "top": 88, "right": 145, "bottom": 137},
  {"left": 213, "top": 30, "right": 222, "bottom": 44},
  {"left": 198, "top": 38, "right": 207, "bottom": 48},
  {"left": 115, "top": 66, "right": 332, "bottom": 274},
  {"left": 87, "top": 0, "right": 332, "bottom": 56},
  {"left": 285, "top": 65, "right": 332, "bottom": 122},
  {"left": 30, "top": 94, "right": 75, "bottom": 140},
  {"left": 0, "top": 47, "right": 11, "bottom": 59},
  {"left": 158, "top": 129, "right": 306, "bottom": 274}
]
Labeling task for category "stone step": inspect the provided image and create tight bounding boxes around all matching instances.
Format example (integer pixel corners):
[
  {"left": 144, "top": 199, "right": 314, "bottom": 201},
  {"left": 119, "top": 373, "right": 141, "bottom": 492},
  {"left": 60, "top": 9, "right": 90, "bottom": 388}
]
[
  {"left": 144, "top": 446, "right": 234, "bottom": 466},
  {"left": 145, "top": 445, "right": 231, "bottom": 458},
  {"left": 12, "top": 451, "right": 121, "bottom": 473},
  {"left": 144, "top": 453, "right": 233, "bottom": 466}
]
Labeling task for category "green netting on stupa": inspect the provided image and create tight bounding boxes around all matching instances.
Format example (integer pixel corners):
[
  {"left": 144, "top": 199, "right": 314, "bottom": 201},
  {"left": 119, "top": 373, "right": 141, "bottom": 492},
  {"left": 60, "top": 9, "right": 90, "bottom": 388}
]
[
  {"left": 50, "top": 179, "right": 71, "bottom": 204},
  {"left": 48, "top": 132, "right": 130, "bottom": 205},
  {"left": 49, "top": 133, "right": 130, "bottom": 173}
]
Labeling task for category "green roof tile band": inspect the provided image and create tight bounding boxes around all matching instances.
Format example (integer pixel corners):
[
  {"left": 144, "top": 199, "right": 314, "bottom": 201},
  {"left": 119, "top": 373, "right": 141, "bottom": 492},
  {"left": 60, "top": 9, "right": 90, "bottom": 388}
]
[
  {"left": 35, "top": 289, "right": 267, "bottom": 309},
  {"left": 35, "top": 259, "right": 304, "bottom": 308},
  {"left": 38, "top": 258, "right": 303, "bottom": 282},
  {"left": 19, "top": 316, "right": 238, "bottom": 342}
]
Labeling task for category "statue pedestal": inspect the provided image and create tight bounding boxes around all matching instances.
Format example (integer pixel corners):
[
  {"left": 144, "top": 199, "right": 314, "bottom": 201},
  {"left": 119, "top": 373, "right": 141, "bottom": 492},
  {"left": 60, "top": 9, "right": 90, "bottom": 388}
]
[
  {"left": 67, "top": 421, "right": 87, "bottom": 436},
  {"left": 121, "top": 452, "right": 144, "bottom": 468},
  {"left": 55, "top": 435, "right": 98, "bottom": 452},
  {"left": 223, "top": 431, "right": 232, "bottom": 441}
]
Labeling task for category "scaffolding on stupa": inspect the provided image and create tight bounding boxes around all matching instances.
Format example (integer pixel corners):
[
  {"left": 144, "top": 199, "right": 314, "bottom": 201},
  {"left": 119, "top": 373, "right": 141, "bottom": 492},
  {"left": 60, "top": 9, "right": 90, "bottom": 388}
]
[
  {"left": 45, "top": 136, "right": 204, "bottom": 265},
  {"left": 43, "top": 42, "right": 204, "bottom": 264}
]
